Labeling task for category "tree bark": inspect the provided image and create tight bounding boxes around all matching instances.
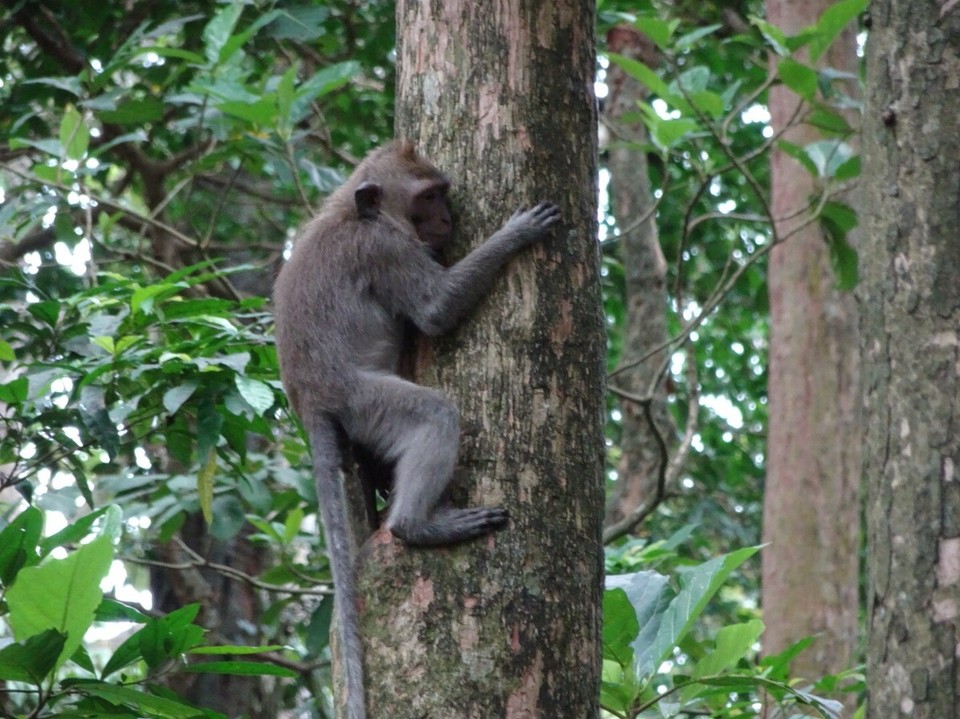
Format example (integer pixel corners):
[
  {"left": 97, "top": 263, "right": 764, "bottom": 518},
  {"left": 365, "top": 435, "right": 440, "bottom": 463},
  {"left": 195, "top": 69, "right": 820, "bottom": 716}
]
[
  {"left": 861, "top": 3, "right": 960, "bottom": 717},
  {"left": 351, "top": 1, "right": 605, "bottom": 717},
  {"left": 761, "top": 0, "right": 861, "bottom": 682}
]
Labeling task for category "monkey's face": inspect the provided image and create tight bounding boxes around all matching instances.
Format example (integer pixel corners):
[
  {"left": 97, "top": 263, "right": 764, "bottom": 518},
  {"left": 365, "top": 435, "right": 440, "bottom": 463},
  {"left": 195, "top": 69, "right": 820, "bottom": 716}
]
[{"left": 410, "top": 181, "right": 452, "bottom": 252}]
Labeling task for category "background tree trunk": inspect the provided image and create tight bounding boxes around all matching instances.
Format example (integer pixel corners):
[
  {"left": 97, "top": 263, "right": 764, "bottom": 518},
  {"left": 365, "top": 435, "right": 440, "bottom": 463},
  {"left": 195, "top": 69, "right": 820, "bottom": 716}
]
[
  {"left": 350, "top": 1, "right": 605, "bottom": 717},
  {"left": 602, "top": 27, "right": 676, "bottom": 528},
  {"left": 761, "top": 0, "right": 861, "bottom": 682},
  {"left": 861, "top": 3, "right": 960, "bottom": 716}
]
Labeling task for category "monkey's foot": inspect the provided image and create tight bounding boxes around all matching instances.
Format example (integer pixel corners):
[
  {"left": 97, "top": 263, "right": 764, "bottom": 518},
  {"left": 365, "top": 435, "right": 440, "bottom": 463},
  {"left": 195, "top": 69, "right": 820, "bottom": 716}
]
[{"left": 392, "top": 506, "right": 509, "bottom": 546}]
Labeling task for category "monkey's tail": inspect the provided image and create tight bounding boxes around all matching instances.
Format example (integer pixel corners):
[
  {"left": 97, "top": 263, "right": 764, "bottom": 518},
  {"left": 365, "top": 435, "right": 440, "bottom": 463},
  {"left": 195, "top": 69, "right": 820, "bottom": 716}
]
[{"left": 306, "top": 414, "right": 366, "bottom": 719}]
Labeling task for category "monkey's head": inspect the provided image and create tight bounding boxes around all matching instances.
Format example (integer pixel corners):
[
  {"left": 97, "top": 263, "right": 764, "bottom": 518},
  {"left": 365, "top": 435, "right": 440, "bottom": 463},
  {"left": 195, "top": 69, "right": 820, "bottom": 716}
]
[{"left": 352, "top": 141, "right": 453, "bottom": 253}]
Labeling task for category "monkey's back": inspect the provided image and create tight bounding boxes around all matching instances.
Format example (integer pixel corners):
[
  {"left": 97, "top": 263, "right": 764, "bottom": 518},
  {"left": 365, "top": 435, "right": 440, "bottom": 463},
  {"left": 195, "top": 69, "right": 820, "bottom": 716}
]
[{"left": 274, "top": 214, "right": 404, "bottom": 417}]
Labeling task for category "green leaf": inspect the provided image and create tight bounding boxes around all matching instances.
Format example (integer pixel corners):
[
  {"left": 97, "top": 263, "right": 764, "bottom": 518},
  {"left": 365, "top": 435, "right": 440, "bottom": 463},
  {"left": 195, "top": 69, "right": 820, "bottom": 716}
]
[
  {"left": 674, "top": 23, "right": 723, "bottom": 50},
  {"left": 7, "top": 535, "right": 114, "bottom": 670},
  {"left": 198, "top": 450, "right": 217, "bottom": 524},
  {"left": 40, "top": 505, "right": 114, "bottom": 556},
  {"left": 607, "top": 570, "right": 672, "bottom": 677},
  {"left": 833, "top": 154, "right": 861, "bottom": 181},
  {"left": 217, "top": 98, "right": 278, "bottom": 125},
  {"left": 28, "top": 299, "right": 61, "bottom": 326},
  {"left": 304, "top": 598, "right": 334, "bottom": 658},
  {"left": 807, "top": 107, "right": 853, "bottom": 134},
  {"left": 0, "top": 506, "right": 43, "bottom": 586},
  {"left": 810, "top": 0, "right": 869, "bottom": 62},
  {"left": 602, "top": 588, "right": 638, "bottom": 667},
  {"left": 189, "top": 644, "right": 285, "bottom": 655},
  {"left": 0, "top": 629, "right": 67, "bottom": 684},
  {"left": 778, "top": 58, "right": 818, "bottom": 100},
  {"left": 59, "top": 105, "right": 90, "bottom": 160},
  {"left": 75, "top": 681, "right": 207, "bottom": 718},
  {"left": 0, "top": 376, "right": 28, "bottom": 404},
  {"left": 163, "top": 382, "right": 198, "bottom": 414},
  {"left": 633, "top": 17, "right": 677, "bottom": 48},
  {"left": 805, "top": 139, "right": 854, "bottom": 177},
  {"left": 235, "top": 375, "right": 274, "bottom": 415},
  {"left": 776, "top": 139, "right": 818, "bottom": 177},
  {"left": 750, "top": 16, "right": 790, "bottom": 56},
  {"left": 137, "top": 604, "right": 205, "bottom": 669},
  {"left": 607, "top": 53, "right": 671, "bottom": 99},
  {"left": 693, "top": 619, "right": 764, "bottom": 679},
  {"left": 202, "top": 3, "right": 244, "bottom": 65},
  {"left": 182, "top": 660, "right": 297, "bottom": 678},
  {"left": 290, "top": 61, "right": 361, "bottom": 122},
  {"left": 98, "top": 98, "right": 165, "bottom": 125},
  {"left": 0, "top": 339, "right": 14, "bottom": 361},
  {"left": 651, "top": 546, "right": 761, "bottom": 670},
  {"left": 820, "top": 201, "right": 859, "bottom": 290}
]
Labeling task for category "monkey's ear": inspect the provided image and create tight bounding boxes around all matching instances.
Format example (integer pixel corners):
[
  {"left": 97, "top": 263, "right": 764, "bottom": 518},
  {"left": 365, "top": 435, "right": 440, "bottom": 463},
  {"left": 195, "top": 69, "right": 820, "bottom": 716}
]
[{"left": 355, "top": 182, "right": 382, "bottom": 219}]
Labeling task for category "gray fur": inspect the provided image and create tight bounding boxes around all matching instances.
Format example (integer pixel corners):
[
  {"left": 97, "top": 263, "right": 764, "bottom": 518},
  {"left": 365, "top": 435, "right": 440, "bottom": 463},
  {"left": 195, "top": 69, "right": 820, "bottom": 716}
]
[{"left": 273, "top": 141, "right": 560, "bottom": 719}]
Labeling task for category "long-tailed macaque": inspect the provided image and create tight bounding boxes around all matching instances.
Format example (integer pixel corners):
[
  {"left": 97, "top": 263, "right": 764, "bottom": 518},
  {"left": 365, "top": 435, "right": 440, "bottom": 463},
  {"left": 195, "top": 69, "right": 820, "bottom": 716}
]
[{"left": 273, "top": 140, "right": 560, "bottom": 719}]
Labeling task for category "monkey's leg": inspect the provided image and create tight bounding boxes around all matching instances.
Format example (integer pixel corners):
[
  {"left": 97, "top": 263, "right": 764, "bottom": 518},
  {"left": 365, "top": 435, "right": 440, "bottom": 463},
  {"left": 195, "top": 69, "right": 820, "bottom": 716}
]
[{"left": 341, "top": 372, "right": 508, "bottom": 547}]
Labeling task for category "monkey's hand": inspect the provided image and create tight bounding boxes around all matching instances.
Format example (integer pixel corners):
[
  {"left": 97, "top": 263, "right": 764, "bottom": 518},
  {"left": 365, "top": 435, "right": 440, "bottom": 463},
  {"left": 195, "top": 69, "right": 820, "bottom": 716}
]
[{"left": 496, "top": 202, "right": 562, "bottom": 249}]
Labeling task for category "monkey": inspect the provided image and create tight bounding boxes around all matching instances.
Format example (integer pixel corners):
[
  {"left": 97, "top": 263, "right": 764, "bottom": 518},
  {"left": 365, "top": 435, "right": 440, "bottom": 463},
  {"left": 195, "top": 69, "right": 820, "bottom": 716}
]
[{"left": 272, "top": 140, "right": 560, "bottom": 719}]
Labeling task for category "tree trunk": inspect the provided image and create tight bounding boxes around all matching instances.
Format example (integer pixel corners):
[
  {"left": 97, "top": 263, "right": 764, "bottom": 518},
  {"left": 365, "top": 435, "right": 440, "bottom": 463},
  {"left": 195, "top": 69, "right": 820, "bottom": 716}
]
[
  {"left": 602, "top": 27, "right": 676, "bottom": 528},
  {"left": 350, "top": 1, "right": 605, "bottom": 717},
  {"left": 761, "top": 0, "right": 861, "bottom": 682},
  {"left": 861, "top": 3, "right": 960, "bottom": 717}
]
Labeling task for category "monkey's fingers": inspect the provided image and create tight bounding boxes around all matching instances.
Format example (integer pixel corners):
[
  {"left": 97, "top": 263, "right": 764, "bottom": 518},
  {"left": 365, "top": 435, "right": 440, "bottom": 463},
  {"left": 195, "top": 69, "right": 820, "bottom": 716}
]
[{"left": 529, "top": 202, "right": 562, "bottom": 227}]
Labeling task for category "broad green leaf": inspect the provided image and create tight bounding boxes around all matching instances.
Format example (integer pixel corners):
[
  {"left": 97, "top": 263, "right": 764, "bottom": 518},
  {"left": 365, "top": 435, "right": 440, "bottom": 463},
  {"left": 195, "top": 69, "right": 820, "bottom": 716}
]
[
  {"left": 693, "top": 619, "right": 764, "bottom": 679},
  {"left": 219, "top": 9, "right": 281, "bottom": 64},
  {"left": 218, "top": 98, "right": 278, "bottom": 125},
  {"left": 7, "top": 535, "right": 114, "bottom": 670},
  {"left": 633, "top": 17, "right": 677, "bottom": 48},
  {"left": 807, "top": 107, "right": 853, "bottom": 134},
  {"left": 675, "top": 23, "right": 723, "bottom": 50},
  {"left": 235, "top": 375, "right": 274, "bottom": 415},
  {"left": 821, "top": 201, "right": 860, "bottom": 290},
  {"left": 810, "top": 0, "right": 869, "bottom": 62},
  {"left": 607, "top": 53, "right": 671, "bottom": 99},
  {"left": 0, "top": 339, "right": 14, "bottom": 361},
  {"left": 182, "top": 660, "right": 297, "bottom": 677},
  {"left": 95, "top": 598, "right": 151, "bottom": 623},
  {"left": 138, "top": 604, "right": 205, "bottom": 669},
  {"left": 290, "top": 61, "right": 362, "bottom": 122},
  {"left": 776, "top": 139, "right": 818, "bottom": 177},
  {"left": 76, "top": 681, "right": 207, "bottom": 718},
  {"left": 778, "top": 58, "right": 818, "bottom": 100},
  {"left": 0, "top": 376, "right": 28, "bottom": 404},
  {"left": 651, "top": 117, "right": 699, "bottom": 150},
  {"left": 28, "top": 299, "right": 60, "bottom": 326},
  {"left": 304, "top": 598, "right": 334, "bottom": 658},
  {"left": 0, "top": 506, "right": 43, "bottom": 585},
  {"left": 607, "top": 570, "right": 671, "bottom": 677},
  {"left": 163, "top": 382, "right": 198, "bottom": 414},
  {"left": 0, "top": 629, "right": 66, "bottom": 684},
  {"left": 190, "top": 644, "right": 285, "bottom": 655},
  {"left": 79, "top": 386, "right": 120, "bottom": 460},
  {"left": 98, "top": 98, "right": 165, "bottom": 125},
  {"left": 750, "top": 16, "right": 790, "bottom": 56},
  {"left": 202, "top": 3, "right": 244, "bottom": 65},
  {"left": 806, "top": 139, "right": 854, "bottom": 177},
  {"left": 834, "top": 154, "right": 861, "bottom": 181},
  {"left": 651, "top": 546, "right": 761, "bottom": 669},
  {"left": 602, "top": 588, "right": 638, "bottom": 667},
  {"left": 59, "top": 105, "right": 89, "bottom": 160}
]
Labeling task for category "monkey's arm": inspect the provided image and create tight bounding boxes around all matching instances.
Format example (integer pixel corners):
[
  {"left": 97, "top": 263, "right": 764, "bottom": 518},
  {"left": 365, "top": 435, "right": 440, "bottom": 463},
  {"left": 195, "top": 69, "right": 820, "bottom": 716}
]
[{"left": 375, "top": 203, "right": 560, "bottom": 336}]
